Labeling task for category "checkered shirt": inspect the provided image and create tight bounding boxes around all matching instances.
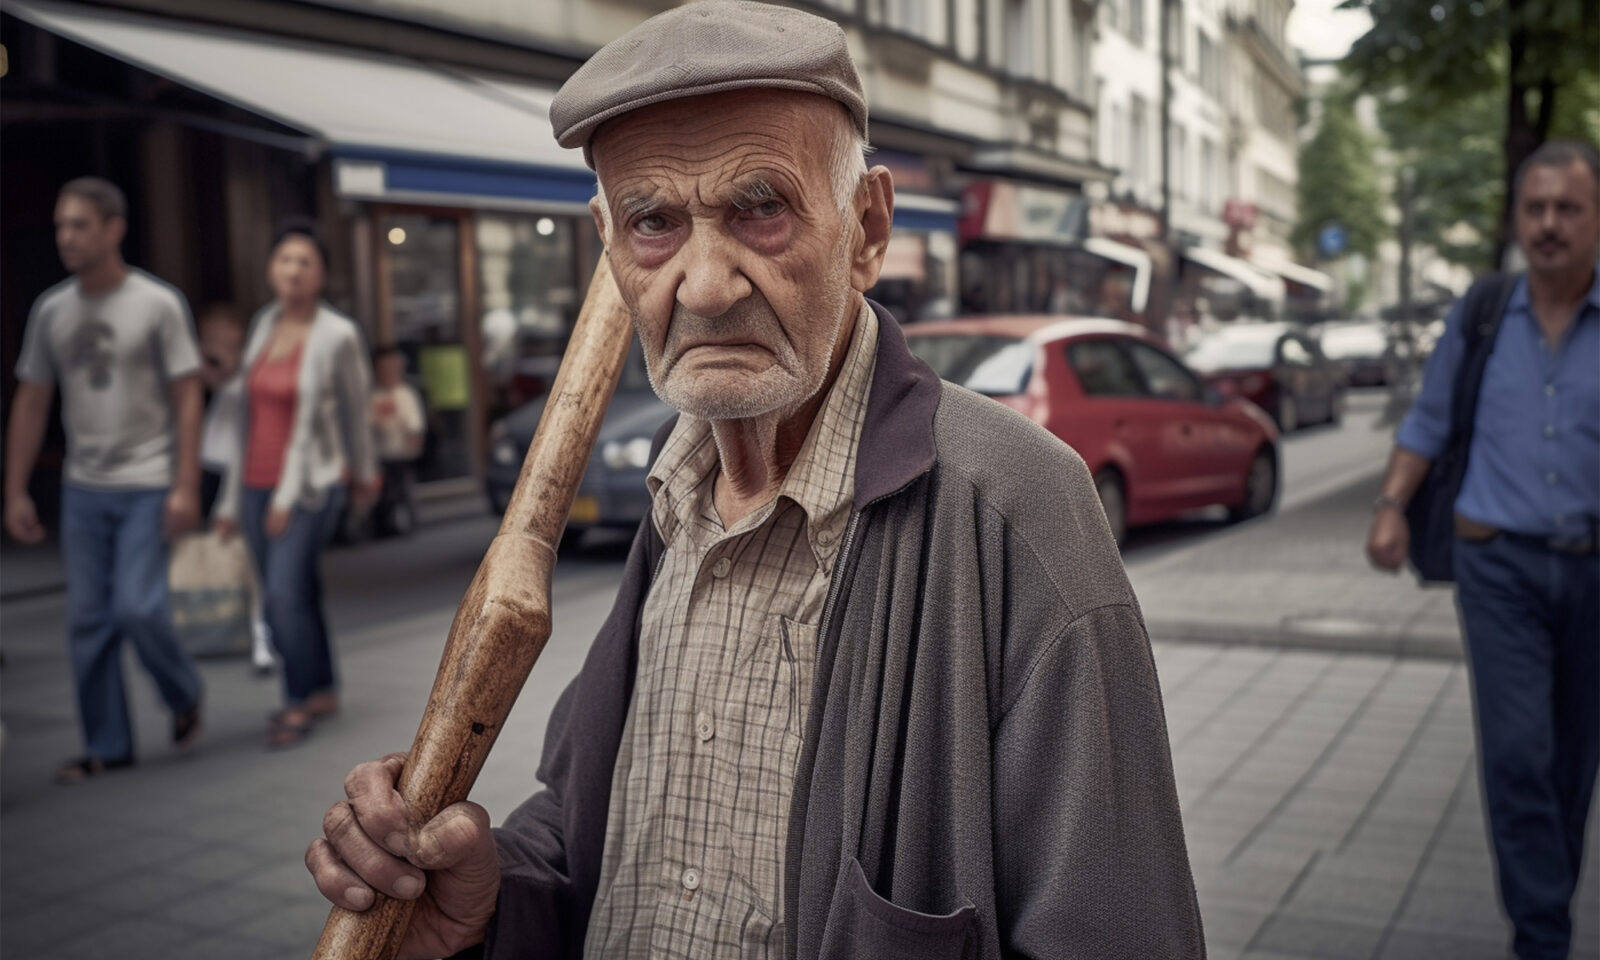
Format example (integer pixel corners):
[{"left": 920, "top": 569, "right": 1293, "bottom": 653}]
[{"left": 583, "top": 302, "right": 878, "bottom": 959}]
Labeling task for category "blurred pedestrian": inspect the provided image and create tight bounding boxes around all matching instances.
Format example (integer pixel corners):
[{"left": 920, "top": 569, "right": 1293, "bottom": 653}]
[
  {"left": 197, "top": 302, "right": 275, "bottom": 674},
  {"left": 213, "top": 218, "right": 380, "bottom": 748},
  {"left": 368, "top": 345, "right": 425, "bottom": 536},
  {"left": 1366, "top": 139, "right": 1599, "bottom": 960},
  {"left": 3, "top": 176, "right": 205, "bottom": 783},
  {"left": 303, "top": 5, "right": 1204, "bottom": 958}
]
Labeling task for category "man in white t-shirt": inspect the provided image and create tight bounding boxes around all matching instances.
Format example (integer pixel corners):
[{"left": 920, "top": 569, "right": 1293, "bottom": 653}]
[
  {"left": 368, "top": 346, "right": 425, "bottom": 535},
  {"left": 4, "top": 177, "right": 206, "bottom": 783}
]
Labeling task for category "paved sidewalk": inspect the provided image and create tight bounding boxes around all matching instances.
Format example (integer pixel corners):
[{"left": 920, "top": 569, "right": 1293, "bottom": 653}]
[{"left": 1130, "top": 474, "right": 1463, "bottom": 659}]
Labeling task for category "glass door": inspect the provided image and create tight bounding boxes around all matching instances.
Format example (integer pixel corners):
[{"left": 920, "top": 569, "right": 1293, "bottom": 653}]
[{"left": 382, "top": 212, "right": 473, "bottom": 483}]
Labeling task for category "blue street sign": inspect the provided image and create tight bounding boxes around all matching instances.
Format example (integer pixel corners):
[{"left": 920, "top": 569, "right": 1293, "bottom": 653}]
[{"left": 1318, "top": 223, "right": 1347, "bottom": 258}]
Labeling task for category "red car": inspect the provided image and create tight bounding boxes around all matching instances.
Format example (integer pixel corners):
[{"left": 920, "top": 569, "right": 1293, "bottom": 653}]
[{"left": 903, "top": 316, "right": 1280, "bottom": 544}]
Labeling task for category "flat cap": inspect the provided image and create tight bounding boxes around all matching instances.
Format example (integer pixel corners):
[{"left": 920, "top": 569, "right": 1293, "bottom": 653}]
[{"left": 551, "top": 0, "right": 867, "bottom": 167}]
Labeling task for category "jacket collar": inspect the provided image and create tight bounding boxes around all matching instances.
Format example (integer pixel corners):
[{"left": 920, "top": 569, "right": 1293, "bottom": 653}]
[{"left": 852, "top": 299, "right": 941, "bottom": 509}]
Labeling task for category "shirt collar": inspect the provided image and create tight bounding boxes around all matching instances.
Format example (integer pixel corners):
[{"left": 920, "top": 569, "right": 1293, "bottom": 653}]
[
  {"left": 645, "top": 300, "right": 878, "bottom": 559},
  {"left": 1506, "top": 266, "right": 1600, "bottom": 317}
]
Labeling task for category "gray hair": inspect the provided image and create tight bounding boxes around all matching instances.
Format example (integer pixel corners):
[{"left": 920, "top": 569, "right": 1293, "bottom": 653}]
[{"left": 595, "top": 103, "right": 870, "bottom": 238}]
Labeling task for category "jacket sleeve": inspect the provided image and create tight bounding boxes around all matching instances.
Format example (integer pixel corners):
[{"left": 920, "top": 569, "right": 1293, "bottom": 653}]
[
  {"left": 477, "top": 678, "right": 582, "bottom": 958},
  {"left": 991, "top": 603, "right": 1207, "bottom": 960}
]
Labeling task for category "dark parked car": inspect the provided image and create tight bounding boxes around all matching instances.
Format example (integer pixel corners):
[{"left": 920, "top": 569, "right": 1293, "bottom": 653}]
[
  {"left": 485, "top": 344, "right": 672, "bottom": 548},
  {"left": 1185, "top": 323, "right": 1344, "bottom": 432},
  {"left": 903, "top": 316, "right": 1280, "bottom": 545},
  {"left": 1317, "top": 320, "right": 1399, "bottom": 387}
]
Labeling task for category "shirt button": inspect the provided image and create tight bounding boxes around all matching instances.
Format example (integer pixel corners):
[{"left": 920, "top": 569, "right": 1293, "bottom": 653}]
[
  {"left": 1546, "top": 383, "right": 1557, "bottom": 396},
  {"left": 695, "top": 711, "right": 715, "bottom": 741},
  {"left": 681, "top": 867, "right": 701, "bottom": 892},
  {"left": 712, "top": 557, "right": 732, "bottom": 578},
  {"left": 817, "top": 529, "right": 835, "bottom": 546},
  {"left": 1546, "top": 472, "right": 1559, "bottom": 486},
  {"left": 1544, "top": 425, "right": 1556, "bottom": 438}
]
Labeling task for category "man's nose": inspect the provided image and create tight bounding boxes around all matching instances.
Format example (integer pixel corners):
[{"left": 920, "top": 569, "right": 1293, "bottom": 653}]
[{"left": 675, "top": 228, "right": 753, "bottom": 318}]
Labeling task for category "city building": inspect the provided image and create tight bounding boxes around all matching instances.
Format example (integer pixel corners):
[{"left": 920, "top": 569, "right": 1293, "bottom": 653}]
[{"left": 2, "top": 0, "right": 1138, "bottom": 498}]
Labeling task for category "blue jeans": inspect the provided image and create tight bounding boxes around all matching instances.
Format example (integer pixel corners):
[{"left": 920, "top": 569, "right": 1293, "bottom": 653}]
[
  {"left": 61, "top": 485, "right": 203, "bottom": 761},
  {"left": 1456, "top": 534, "right": 1600, "bottom": 960},
  {"left": 239, "top": 486, "right": 345, "bottom": 707}
]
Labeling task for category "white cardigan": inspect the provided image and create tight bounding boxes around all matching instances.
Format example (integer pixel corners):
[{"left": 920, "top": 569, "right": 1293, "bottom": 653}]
[{"left": 216, "top": 303, "right": 378, "bottom": 520}]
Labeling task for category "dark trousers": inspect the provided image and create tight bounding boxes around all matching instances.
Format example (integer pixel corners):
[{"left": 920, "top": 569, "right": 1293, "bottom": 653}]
[
  {"left": 1456, "top": 534, "right": 1599, "bottom": 960},
  {"left": 238, "top": 486, "right": 345, "bottom": 706}
]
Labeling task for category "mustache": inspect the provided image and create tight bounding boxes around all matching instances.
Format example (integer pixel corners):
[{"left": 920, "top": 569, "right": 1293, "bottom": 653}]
[{"left": 664, "top": 294, "right": 784, "bottom": 352}]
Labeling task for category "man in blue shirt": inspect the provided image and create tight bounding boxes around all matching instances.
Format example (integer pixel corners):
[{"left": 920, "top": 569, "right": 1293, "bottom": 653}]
[{"left": 1367, "top": 139, "right": 1599, "bottom": 960}]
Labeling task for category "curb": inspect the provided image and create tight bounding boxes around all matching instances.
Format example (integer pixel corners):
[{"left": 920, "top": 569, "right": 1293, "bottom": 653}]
[{"left": 1146, "top": 616, "right": 1463, "bottom": 661}]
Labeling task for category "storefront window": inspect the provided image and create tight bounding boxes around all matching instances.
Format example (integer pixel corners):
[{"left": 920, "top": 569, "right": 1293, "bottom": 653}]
[
  {"left": 475, "top": 213, "right": 582, "bottom": 420},
  {"left": 384, "top": 212, "right": 471, "bottom": 483},
  {"left": 868, "top": 229, "right": 957, "bottom": 324}
]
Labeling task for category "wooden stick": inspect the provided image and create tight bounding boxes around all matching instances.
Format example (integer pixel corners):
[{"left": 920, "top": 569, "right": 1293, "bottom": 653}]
[{"left": 312, "top": 256, "right": 633, "bottom": 960}]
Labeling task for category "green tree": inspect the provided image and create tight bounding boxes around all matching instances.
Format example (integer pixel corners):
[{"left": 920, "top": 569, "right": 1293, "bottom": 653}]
[
  {"left": 1339, "top": 0, "right": 1600, "bottom": 267},
  {"left": 1293, "top": 91, "right": 1387, "bottom": 262}
]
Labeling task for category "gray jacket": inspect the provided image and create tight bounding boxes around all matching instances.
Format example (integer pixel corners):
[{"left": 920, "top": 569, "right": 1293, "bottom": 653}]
[
  {"left": 216, "top": 303, "right": 378, "bottom": 519},
  {"left": 477, "top": 302, "right": 1205, "bottom": 959}
]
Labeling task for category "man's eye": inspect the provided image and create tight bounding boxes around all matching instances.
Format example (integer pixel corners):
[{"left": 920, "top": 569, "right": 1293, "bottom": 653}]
[
  {"left": 634, "top": 214, "right": 671, "bottom": 236},
  {"left": 745, "top": 200, "right": 785, "bottom": 219}
]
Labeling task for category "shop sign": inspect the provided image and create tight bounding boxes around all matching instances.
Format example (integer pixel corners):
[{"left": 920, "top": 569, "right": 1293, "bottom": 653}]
[
  {"left": 1222, "top": 199, "right": 1258, "bottom": 230},
  {"left": 1090, "top": 202, "right": 1162, "bottom": 242},
  {"left": 959, "top": 180, "right": 1087, "bottom": 246},
  {"left": 335, "top": 159, "right": 387, "bottom": 198}
]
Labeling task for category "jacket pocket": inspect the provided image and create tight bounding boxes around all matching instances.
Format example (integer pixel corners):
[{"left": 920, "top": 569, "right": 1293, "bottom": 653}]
[{"left": 829, "top": 856, "right": 976, "bottom": 960}]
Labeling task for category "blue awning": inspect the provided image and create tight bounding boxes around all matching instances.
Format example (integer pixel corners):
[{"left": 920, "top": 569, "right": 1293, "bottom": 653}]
[{"left": 893, "top": 193, "right": 961, "bottom": 233}]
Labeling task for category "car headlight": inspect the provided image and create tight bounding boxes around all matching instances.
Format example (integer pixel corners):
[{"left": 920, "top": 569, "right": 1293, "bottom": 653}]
[
  {"left": 492, "top": 441, "right": 519, "bottom": 466},
  {"left": 602, "top": 437, "right": 654, "bottom": 470}
]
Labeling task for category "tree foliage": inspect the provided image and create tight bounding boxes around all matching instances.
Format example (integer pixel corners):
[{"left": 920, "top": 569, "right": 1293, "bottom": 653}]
[
  {"left": 1338, "top": 0, "right": 1600, "bottom": 265},
  {"left": 1293, "top": 90, "right": 1387, "bottom": 262}
]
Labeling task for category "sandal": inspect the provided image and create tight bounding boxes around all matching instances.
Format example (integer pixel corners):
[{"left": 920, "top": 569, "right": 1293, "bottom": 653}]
[
  {"left": 55, "top": 755, "right": 135, "bottom": 785},
  {"left": 267, "top": 709, "right": 313, "bottom": 749},
  {"left": 305, "top": 691, "right": 340, "bottom": 719},
  {"left": 173, "top": 701, "right": 203, "bottom": 751}
]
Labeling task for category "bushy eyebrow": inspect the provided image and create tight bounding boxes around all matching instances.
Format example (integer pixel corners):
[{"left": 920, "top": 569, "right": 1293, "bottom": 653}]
[
  {"left": 616, "top": 193, "right": 663, "bottom": 225},
  {"left": 727, "top": 176, "right": 780, "bottom": 210}
]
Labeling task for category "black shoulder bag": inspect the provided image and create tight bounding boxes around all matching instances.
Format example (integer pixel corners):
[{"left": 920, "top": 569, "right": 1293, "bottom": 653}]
[{"left": 1404, "top": 271, "right": 1518, "bottom": 582}]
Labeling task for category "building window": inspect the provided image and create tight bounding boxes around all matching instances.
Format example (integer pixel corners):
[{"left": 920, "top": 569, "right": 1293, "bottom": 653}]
[
  {"left": 475, "top": 213, "right": 583, "bottom": 424},
  {"left": 1127, "top": 0, "right": 1145, "bottom": 45},
  {"left": 887, "top": 0, "right": 929, "bottom": 39},
  {"left": 1173, "top": 125, "right": 1189, "bottom": 199},
  {"left": 1004, "top": 0, "right": 1035, "bottom": 78},
  {"left": 1074, "top": 19, "right": 1094, "bottom": 97},
  {"left": 1167, "top": 3, "right": 1187, "bottom": 71},
  {"left": 1200, "top": 138, "right": 1217, "bottom": 213},
  {"left": 1109, "top": 103, "right": 1124, "bottom": 171},
  {"left": 1130, "top": 95, "right": 1148, "bottom": 190},
  {"left": 1197, "top": 31, "right": 1218, "bottom": 96}
]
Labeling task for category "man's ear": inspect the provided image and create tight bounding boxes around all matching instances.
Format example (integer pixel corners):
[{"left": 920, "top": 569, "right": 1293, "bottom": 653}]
[
  {"left": 108, "top": 215, "right": 128, "bottom": 249},
  {"left": 589, "top": 195, "right": 610, "bottom": 248},
  {"left": 849, "top": 166, "right": 895, "bottom": 293}
]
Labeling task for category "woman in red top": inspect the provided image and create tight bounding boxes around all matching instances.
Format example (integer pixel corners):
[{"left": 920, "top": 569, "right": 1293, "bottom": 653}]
[{"left": 215, "top": 221, "right": 379, "bottom": 747}]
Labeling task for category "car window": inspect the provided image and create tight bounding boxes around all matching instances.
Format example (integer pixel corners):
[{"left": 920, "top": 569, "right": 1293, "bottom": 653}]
[
  {"left": 1067, "top": 340, "right": 1145, "bottom": 397},
  {"left": 1126, "top": 341, "right": 1203, "bottom": 402},
  {"left": 1279, "top": 336, "right": 1313, "bottom": 367},
  {"left": 905, "top": 333, "right": 1032, "bottom": 396}
]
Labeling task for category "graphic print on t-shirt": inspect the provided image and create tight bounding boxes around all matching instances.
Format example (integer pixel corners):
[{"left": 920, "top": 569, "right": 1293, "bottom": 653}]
[{"left": 67, "top": 318, "right": 117, "bottom": 389}]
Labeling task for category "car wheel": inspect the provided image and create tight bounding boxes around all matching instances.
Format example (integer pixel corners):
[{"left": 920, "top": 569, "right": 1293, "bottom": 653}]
[
  {"left": 1094, "top": 470, "right": 1128, "bottom": 548},
  {"left": 1276, "top": 394, "right": 1299, "bottom": 433},
  {"left": 1328, "top": 389, "right": 1345, "bottom": 426},
  {"left": 1229, "top": 448, "right": 1278, "bottom": 523}
]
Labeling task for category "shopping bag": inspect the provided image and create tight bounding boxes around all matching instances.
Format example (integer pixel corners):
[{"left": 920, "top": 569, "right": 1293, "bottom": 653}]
[{"left": 169, "top": 531, "right": 257, "bottom": 658}]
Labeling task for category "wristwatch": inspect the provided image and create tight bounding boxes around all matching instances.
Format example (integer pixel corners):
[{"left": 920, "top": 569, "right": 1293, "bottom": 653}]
[{"left": 1372, "top": 494, "right": 1404, "bottom": 514}]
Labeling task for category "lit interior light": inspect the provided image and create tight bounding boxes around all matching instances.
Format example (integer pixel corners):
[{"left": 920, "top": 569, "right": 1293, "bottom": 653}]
[
  {"left": 388, "top": 227, "right": 407, "bottom": 245},
  {"left": 536, "top": 217, "right": 556, "bottom": 237}
]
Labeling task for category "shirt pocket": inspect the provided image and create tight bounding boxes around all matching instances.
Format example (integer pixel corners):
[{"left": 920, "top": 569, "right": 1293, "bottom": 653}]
[
  {"left": 828, "top": 855, "right": 977, "bottom": 960},
  {"left": 779, "top": 616, "right": 818, "bottom": 747}
]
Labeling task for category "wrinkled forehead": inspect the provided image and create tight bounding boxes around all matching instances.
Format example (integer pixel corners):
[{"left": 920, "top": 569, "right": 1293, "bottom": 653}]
[
  {"left": 1521, "top": 160, "right": 1600, "bottom": 206},
  {"left": 591, "top": 90, "right": 842, "bottom": 202}
]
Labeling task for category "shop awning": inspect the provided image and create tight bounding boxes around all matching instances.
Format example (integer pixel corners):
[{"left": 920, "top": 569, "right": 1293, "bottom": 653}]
[
  {"left": 893, "top": 193, "right": 961, "bottom": 233},
  {"left": 1082, "top": 238, "right": 1151, "bottom": 314},
  {"left": 1181, "top": 246, "right": 1286, "bottom": 303},
  {"left": 1252, "top": 255, "right": 1334, "bottom": 294},
  {"left": 8, "top": 0, "right": 596, "bottom": 207}
]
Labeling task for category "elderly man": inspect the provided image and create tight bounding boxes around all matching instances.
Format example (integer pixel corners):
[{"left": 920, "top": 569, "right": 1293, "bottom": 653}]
[{"left": 307, "top": 3, "right": 1204, "bottom": 958}]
